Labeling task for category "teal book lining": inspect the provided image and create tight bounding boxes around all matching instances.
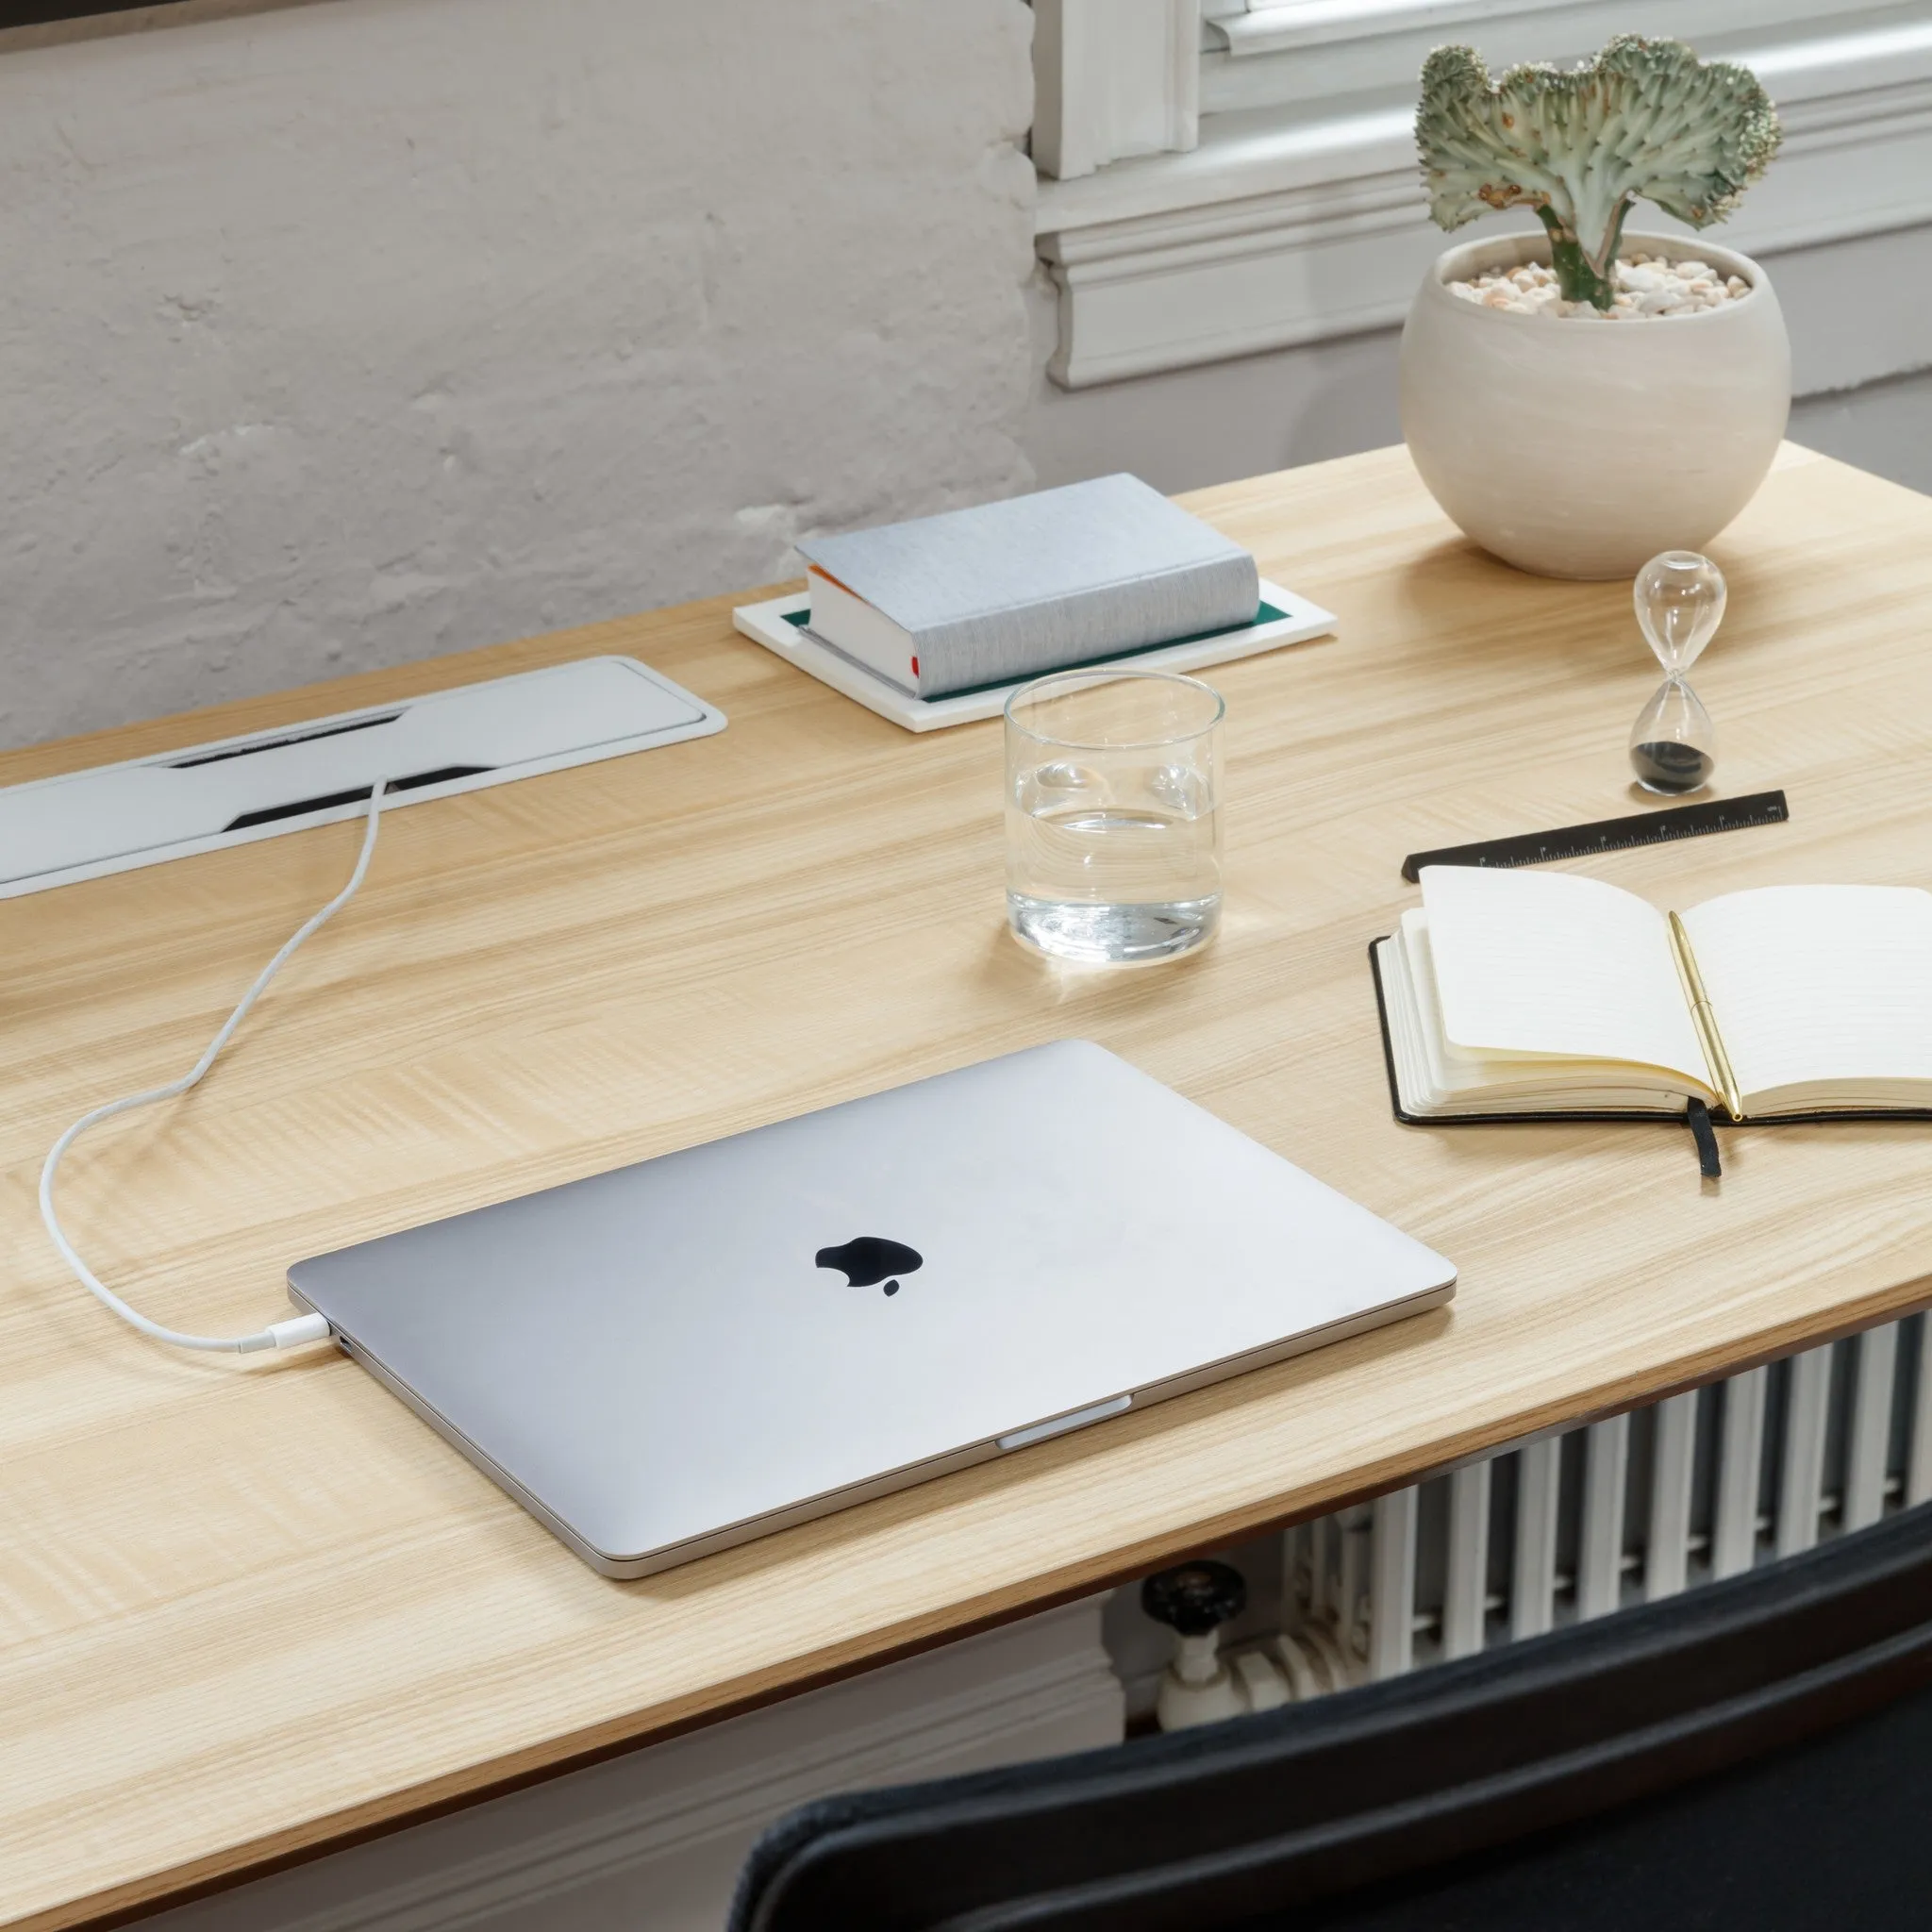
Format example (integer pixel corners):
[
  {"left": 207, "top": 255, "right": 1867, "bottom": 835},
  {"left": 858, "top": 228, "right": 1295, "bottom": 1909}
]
[{"left": 783, "top": 601, "right": 1288, "bottom": 704}]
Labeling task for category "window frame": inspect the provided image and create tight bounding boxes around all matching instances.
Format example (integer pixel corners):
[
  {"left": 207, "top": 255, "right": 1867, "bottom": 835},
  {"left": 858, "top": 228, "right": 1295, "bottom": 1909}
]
[{"left": 1034, "top": 0, "right": 1932, "bottom": 387}]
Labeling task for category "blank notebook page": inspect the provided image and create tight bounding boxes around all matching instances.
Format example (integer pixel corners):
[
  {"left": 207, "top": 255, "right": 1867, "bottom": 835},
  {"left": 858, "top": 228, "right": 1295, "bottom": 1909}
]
[
  {"left": 1680, "top": 884, "right": 1932, "bottom": 1102},
  {"left": 1420, "top": 864, "right": 1708, "bottom": 1080}
]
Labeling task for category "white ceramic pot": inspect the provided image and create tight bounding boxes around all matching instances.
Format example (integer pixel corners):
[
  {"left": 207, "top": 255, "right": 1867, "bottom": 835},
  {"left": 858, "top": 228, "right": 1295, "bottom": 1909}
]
[{"left": 1399, "top": 230, "right": 1790, "bottom": 580}]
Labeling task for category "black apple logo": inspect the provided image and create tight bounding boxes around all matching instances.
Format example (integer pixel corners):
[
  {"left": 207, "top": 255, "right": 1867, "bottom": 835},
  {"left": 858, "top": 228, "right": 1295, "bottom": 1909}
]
[{"left": 816, "top": 1236, "right": 924, "bottom": 1297}]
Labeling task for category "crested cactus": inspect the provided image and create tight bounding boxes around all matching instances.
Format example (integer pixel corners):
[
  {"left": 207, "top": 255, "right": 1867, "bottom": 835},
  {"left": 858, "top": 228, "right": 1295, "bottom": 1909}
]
[{"left": 1416, "top": 36, "right": 1782, "bottom": 312}]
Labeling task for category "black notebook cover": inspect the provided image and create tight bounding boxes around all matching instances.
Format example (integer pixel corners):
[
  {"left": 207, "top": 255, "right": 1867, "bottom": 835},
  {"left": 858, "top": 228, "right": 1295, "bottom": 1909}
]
[{"left": 1367, "top": 937, "right": 1932, "bottom": 1133}]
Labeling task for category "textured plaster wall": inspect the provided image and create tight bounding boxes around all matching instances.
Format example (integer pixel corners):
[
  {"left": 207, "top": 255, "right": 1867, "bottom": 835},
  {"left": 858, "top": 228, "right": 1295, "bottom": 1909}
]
[{"left": 0, "top": 0, "right": 1037, "bottom": 749}]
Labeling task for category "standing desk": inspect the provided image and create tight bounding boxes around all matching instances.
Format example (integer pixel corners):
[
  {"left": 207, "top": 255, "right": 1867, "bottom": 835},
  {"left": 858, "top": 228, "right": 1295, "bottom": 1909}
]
[{"left": 7, "top": 442, "right": 1932, "bottom": 1930}]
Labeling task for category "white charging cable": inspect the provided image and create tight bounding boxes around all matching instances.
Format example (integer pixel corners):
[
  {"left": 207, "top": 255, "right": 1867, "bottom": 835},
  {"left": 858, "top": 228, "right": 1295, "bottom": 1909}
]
[{"left": 39, "top": 781, "right": 391, "bottom": 1355}]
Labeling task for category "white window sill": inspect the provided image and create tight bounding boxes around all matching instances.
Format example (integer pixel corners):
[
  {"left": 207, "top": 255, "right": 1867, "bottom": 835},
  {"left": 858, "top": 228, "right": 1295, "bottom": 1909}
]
[{"left": 1036, "top": 11, "right": 1932, "bottom": 388}]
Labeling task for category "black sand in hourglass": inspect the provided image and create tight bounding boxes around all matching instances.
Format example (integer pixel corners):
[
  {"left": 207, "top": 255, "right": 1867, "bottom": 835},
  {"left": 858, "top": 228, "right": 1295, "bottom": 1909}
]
[{"left": 1629, "top": 739, "right": 1714, "bottom": 793}]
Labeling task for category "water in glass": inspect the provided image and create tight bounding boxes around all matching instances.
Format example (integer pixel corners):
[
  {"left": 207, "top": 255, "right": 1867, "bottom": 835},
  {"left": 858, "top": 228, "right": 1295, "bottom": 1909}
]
[{"left": 1004, "top": 671, "right": 1223, "bottom": 966}]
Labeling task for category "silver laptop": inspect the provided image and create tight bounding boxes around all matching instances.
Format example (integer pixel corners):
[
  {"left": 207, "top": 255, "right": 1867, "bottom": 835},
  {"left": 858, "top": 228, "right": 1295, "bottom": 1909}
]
[{"left": 289, "top": 1041, "right": 1455, "bottom": 1576}]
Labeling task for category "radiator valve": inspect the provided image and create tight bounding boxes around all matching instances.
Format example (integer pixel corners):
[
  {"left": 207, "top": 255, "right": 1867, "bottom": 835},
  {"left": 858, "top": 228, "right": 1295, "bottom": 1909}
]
[{"left": 1142, "top": 1560, "right": 1291, "bottom": 1730}]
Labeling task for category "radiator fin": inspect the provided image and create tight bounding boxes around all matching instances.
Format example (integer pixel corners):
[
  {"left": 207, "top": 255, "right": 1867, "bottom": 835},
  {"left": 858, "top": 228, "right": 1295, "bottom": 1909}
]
[
  {"left": 1776, "top": 1345, "right": 1833, "bottom": 1558},
  {"left": 1712, "top": 1367, "right": 1768, "bottom": 1578}
]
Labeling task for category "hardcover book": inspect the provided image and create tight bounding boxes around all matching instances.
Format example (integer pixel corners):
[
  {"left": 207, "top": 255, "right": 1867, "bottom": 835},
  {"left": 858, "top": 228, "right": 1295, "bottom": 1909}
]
[
  {"left": 1374, "top": 864, "right": 1932, "bottom": 1124},
  {"left": 795, "top": 475, "right": 1259, "bottom": 700}
]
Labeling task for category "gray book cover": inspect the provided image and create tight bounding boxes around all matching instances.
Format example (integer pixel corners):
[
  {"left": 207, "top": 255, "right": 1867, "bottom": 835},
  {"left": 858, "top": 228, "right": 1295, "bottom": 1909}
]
[{"left": 795, "top": 474, "right": 1259, "bottom": 698}]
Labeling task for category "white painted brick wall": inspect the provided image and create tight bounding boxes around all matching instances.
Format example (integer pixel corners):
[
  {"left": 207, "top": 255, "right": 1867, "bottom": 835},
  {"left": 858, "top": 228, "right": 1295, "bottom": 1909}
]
[{"left": 0, "top": 0, "right": 1037, "bottom": 748}]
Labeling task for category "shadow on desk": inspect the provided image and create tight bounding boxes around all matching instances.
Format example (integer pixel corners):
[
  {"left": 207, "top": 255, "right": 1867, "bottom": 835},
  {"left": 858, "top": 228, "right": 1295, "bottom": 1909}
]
[{"left": 733, "top": 1498, "right": 1932, "bottom": 1930}]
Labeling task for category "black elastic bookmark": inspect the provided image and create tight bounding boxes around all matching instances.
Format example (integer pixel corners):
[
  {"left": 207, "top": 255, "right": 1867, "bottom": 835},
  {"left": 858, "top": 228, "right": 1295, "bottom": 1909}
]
[{"left": 1686, "top": 1099, "right": 1723, "bottom": 1179}]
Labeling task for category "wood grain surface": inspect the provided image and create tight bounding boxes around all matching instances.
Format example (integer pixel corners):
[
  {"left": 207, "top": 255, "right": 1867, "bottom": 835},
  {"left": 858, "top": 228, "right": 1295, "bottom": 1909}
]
[{"left": 8, "top": 443, "right": 1932, "bottom": 1928}]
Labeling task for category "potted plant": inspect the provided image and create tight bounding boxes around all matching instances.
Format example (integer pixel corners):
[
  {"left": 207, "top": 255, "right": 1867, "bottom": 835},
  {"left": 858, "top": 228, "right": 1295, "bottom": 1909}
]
[{"left": 1400, "top": 36, "right": 1789, "bottom": 580}]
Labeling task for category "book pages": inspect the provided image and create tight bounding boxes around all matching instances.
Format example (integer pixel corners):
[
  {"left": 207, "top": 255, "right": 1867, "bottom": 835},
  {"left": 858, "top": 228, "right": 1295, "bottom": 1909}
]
[
  {"left": 1383, "top": 919, "right": 1691, "bottom": 1113},
  {"left": 1681, "top": 884, "right": 1932, "bottom": 1109},
  {"left": 1419, "top": 865, "right": 1709, "bottom": 1083}
]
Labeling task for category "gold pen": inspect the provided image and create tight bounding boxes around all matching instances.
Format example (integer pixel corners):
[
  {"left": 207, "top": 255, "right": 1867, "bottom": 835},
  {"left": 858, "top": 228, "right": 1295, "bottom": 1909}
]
[{"left": 1668, "top": 910, "right": 1744, "bottom": 1122}]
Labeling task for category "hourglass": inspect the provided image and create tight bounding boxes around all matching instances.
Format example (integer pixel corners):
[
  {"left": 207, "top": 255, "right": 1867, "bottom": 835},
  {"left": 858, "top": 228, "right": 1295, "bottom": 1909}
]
[{"left": 1629, "top": 550, "right": 1726, "bottom": 795}]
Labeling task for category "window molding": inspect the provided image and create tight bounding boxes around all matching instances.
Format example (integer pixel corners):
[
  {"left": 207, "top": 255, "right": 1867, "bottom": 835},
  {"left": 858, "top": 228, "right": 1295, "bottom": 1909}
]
[
  {"left": 1037, "top": 11, "right": 1932, "bottom": 388},
  {"left": 1032, "top": 0, "right": 1202, "bottom": 181},
  {"left": 1207, "top": 0, "right": 1600, "bottom": 60},
  {"left": 1197, "top": 0, "right": 1883, "bottom": 108}
]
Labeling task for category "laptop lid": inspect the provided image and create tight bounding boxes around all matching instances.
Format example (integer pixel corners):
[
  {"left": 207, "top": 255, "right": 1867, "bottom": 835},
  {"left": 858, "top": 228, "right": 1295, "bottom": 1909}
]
[{"left": 288, "top": 1040, "right": 1455, "bottom": 1576}]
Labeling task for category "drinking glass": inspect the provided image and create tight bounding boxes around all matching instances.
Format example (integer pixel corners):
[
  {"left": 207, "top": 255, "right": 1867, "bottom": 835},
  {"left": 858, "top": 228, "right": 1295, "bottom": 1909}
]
[{"left": 1004, "top": 669, "right": 1224, "bottom": 966}]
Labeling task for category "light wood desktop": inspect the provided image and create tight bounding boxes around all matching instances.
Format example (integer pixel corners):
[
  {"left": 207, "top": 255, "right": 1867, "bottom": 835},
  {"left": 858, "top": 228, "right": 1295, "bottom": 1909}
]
[{"left": 8, "top": 442, "right": 1932, "bottom": 1930}]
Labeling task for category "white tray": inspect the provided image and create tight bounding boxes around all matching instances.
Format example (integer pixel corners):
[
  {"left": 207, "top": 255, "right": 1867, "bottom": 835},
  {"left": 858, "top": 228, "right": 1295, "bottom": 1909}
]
[
  {"left": 730, "top": 578, "right": 1338, "bottom": 731},
  {"left": 0, "top": 658, "right": 725, "bottom": 899}
]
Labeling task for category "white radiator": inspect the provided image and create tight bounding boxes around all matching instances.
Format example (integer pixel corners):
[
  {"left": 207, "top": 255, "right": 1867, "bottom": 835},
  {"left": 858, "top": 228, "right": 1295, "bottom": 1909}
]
[
  {"left": 1278, "top": 1313, "right": 1932, "bottom": 1693},
  {"left": 1112, "top": 1312, "right": 1932, "bottom": 1715}
]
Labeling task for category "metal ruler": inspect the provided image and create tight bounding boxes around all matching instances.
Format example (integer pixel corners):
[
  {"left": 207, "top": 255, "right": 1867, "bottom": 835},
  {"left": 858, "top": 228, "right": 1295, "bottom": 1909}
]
[{"left": 1401, "top": 791, "right": 1790, "bottom": 883}]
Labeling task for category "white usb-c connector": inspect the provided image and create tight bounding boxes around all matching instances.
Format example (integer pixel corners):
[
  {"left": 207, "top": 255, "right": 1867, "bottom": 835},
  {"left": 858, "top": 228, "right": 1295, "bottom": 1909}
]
[
  {"left": 39, "top": 781, "right": 391, "bottom": 1357},
  {"left": 246, "top": 1313, "right": 335, "bottom": 1354}
]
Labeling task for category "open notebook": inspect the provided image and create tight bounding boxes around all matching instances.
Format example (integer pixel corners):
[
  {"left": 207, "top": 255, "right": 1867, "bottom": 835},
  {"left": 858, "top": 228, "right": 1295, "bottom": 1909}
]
[{"left": 1373, "top": 865, "right": 1932, "bottom": 1123}]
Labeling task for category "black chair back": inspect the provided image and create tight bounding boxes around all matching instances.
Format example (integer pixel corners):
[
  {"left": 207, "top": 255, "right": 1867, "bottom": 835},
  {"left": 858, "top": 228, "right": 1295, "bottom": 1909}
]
[{"left": 730, "top": 1501, "right": 1932, "bottom": 1931}]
